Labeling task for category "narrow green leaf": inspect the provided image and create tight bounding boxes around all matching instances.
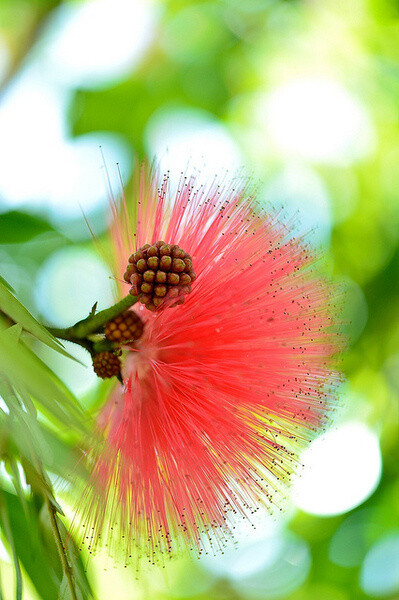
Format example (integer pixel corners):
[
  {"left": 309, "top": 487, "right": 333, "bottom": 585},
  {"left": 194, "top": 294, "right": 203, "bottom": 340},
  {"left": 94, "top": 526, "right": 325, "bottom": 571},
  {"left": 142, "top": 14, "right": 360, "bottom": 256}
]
[
  {"left": 1, "top": 322, "right": 22, "bottom": 341},
  {"left": 0, "top": 378, "right": 53, "bottom": 469},
  {"left": 57, "top": 574, "right": 85, "bottom": 600},
  {"left": 0, "top": 327, "right": 87, "bottom": 432},
  {"left": 0, "top": 279, "right": 77, "bottom": 360},
  {"left": 57, "top": 521, "right": 92, "bottom": 600},
  {"left": 0, "top": 276, "right": 14, "bottom": 293},
  {"left": 6, "top": 459, "right": 29, "bottom": 520},
  {"left": 20, "top": 459, "right": 63, "bottom": 514},
  {"left": 39, "top": 426, "right": 88, "bottom": 481},
  {"left": 0, "top": 490, "right": 60, "bottom": 600},
  {"left": 58, "top": 576, "right": 72, "bottom": 600},
  {"left": 40, "top": 505, "right": 93, "bottom": 600},
  {"left": 0, "top": 494, "right": 23, "bottom": 600},
  {"left": 0, "top": 211, "right": 55, "bottom": 244}
]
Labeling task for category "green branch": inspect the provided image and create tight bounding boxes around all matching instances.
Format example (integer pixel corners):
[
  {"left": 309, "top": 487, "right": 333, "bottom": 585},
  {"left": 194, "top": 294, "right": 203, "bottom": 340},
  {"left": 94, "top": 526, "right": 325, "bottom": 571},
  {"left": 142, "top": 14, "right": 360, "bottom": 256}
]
[
  {"left": 46, "top": 500, "right": 78, "bottom": 600},
  {"left": 72, "top": 295, "right": 138, "bottom": 338},
  {"left": 47, "top": 294, "right": 137, "bottom": 348},
  {"left": 46, "top": 294, "right": 138, "bottom": 383}
]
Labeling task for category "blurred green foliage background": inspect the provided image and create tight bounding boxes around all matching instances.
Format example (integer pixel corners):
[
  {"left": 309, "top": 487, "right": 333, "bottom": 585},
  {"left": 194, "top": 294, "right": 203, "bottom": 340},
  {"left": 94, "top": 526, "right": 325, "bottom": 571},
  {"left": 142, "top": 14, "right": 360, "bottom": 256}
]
[{"left": 0, "top": 0, "right": 398, "bottom": 598}]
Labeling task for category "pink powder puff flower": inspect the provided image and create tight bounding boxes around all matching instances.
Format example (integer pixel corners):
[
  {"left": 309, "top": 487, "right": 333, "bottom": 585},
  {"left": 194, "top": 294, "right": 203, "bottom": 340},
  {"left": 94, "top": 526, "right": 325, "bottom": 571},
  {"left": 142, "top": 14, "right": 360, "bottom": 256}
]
[{"left": 79, "top": 166, "right": 341, "bottom": 563}]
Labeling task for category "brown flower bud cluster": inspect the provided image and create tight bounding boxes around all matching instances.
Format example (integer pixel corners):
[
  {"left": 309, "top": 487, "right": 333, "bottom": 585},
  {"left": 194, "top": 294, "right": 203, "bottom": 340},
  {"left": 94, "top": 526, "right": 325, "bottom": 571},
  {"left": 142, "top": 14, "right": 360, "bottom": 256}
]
[
  {"left": 105, "top": 310, "right": 144, "bottom": 343},
  {"left": 92, "top": 311, "right": 145, "bottom": 380},
  {"left": 124, "top": 241, "right": 196, "bottom": 311},
  {"left": 92, "top": 351, "right": 121, "bottom": 379}
]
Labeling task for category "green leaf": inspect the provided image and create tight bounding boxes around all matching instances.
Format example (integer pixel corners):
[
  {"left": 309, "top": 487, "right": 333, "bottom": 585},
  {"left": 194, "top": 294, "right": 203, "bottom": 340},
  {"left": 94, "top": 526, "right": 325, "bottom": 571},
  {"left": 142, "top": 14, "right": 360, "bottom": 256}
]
[
  {"left": 0, "top": 211, "right": 55, "bottom": 244},
  {"left": 39, "top": 426, "right": 88, "bottom": 482},
  {"left": 40, "top": 505, "right": 93, "bottom": 600},
  {"left": 0, "top": 276, "right": 14, "bottom": 293},
  {"left": 0, "top": 494, "right": 23, "bottom": 600},
  {"left": 21, "top": 459, "right": 63, "bottom": 514},
  {"left": 0, "top": 326, "right": 87, "bottom": 433},
  {"left": 58, "top": 576, "right": 74, "bottom": 600},
  {"left": 0, "top": 279, "right": 76, "bottom": 360},
  {"left": 0, "top": 489, "right": 93, "bottom": 600},
  {"left": 56, "top": 520, "right": 92, "bottom": 600},
  {"left": 57, "top": 566, "right": 85, "bottom": 599},
  {"left": 0, "top": 490, "right": 61, "bottom": 600},
  {"left": 0, "top": 378, "right": 54, "bottom": 470}
]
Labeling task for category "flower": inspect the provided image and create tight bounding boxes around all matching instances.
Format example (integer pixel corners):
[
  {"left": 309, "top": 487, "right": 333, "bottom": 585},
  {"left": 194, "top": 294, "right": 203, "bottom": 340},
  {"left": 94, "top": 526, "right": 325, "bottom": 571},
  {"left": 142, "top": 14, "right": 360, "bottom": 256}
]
[{"left": 79, "top": 165, "right": 341, "bottom": 563}]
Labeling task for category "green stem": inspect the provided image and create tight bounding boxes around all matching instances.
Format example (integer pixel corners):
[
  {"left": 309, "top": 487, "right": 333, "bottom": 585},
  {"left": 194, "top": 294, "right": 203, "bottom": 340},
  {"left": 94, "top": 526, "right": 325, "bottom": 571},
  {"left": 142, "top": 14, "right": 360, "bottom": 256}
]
[
  {"left": 47, "top": 294, "right": 137, "bottom": 345},
  {"left": 92, "top": 339, "right": 119, "bottom": 353},
  {"left": 69, "top": 294, "right": 137, "bottom": 338},
  {"left": 46, "top": 294, "right": 137, "bottom": 384},
  {"left": 46, "top": 330, "right": 94, "bottom": 353},
  {"left": 46, "top": 500, "right": 78, "bottom": 600}
]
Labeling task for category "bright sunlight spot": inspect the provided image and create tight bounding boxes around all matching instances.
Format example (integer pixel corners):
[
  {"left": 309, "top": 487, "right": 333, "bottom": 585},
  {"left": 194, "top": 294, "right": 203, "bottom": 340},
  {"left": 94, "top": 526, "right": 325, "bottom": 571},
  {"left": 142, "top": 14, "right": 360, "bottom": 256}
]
[
  {"left": 293, "top": 422, "right": 382, "bottom": 516},
  {"left": 35, "top": 247, "right": 115, "bottom": 326},
  {"left": 231, "top": 533, "right": 311, "bottom": 599},
  {"left": 43, "top": 0, "right": 158, "bottom": 88},
  {"left": 49, "top": 131, "right": 133, "bottom": 218},
  {"left": 360, "top": 532, "right": 399, "bottom": 597},
  {"left": 145, "top": 106, "right": 243, "bottom": 185},
  {"left": 201, "top": 507, "right": 293, "bottom": 579},
  {"left": 261, "top": 162, "right": 332, "bottom": 246},
  {"left": 0, "top": 67, "right": 132, "bottom": 217},
  {"left": 260, "top": 77, "right": 376, "bottom": 164},
  {"left": 0, "top": 65, "right": 68, "bottom": 207}
]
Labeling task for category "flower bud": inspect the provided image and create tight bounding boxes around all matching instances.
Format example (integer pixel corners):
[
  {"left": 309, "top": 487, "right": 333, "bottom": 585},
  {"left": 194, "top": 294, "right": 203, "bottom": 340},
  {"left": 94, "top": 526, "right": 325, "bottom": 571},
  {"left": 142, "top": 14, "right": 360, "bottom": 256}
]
[
  {"left": 92, "top": 351, "right": 121, "bottom": 379},
  {"left": 126, "top": 241, "right": 196, "bottom": 311},
  {"left": 105, "top": 310, "right": 144, "bottom": 343}
]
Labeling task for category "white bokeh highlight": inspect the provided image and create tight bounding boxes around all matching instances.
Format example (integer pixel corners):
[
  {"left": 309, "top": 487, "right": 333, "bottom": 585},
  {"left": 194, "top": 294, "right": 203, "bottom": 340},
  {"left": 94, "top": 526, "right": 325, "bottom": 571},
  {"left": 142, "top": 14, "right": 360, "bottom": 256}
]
[
  {"left": 293, "top": 422, "right": 382, "bottom": 516},
  {"left": 0, "top": 67, "right": 68, "bottom": 206},
  {"left": 49, "top": 131, "right": 133, "bottom": 218},
  {"left": 261, "top": 162, "right": 332, "bottom": 246},
  {"left": 43, "top": 0, "right": 158, "bottom": 88},
  {"left": 230, "top": 533, "right": 311, "bottom": 599},
  {"left": 201, "top": 507, "right": 294, "bottom": 579},
  {"left": 34, "top": 247, "right": 115, "bottom": 327},
  {"left": 0, "top": 64, "right": 132, "bottom": 217},
  {"left": 259, "top": 77, "right": 376, "bottom": 164},
  {"left": 145, "top": 106, "right": 243, "bottom": 186},
  {"left": 360, "top": 532, "right": 399, "bottom": 597}
]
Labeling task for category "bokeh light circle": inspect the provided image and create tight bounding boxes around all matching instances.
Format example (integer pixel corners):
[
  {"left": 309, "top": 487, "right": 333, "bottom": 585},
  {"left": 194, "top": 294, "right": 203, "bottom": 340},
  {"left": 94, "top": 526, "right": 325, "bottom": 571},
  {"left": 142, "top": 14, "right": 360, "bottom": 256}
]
[
  {"left": 49, "top": 131, "right": 133, "bottom": 218},
  {"left": 44, "top": 0, "right": 158, "bottom": 88},
  {"left": 293, "top": 422, "right": 382, "bottom": 516},
  {"left": 259, "top": 77, "right": 375, "bottom": 164},
  {"left": 329, "top": 509, "right": 383, "bottom": 568},
  {"left": 0, "top": 65, "right": 132, "bottom": 216},
  {"left": 35, "top": 247, "right": 115, "bottom": 327},
  {"left": 261, "top": 162, "right": 332, "bottom": 246},
  {"left": 230, "top": 533, "right": 311, "bottom": 599},
  {"left": 0, "top": 67, "right": 68, "bottom": 207},
  {"left": 145, "top": 106, "right": 243, "bottom": 186},
  {"left": 200, "top": 507, "right": 293, "bottom": 579},
  {"left": 360, "top": 532, "right": 399, "bottom": 597}
]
